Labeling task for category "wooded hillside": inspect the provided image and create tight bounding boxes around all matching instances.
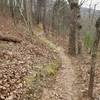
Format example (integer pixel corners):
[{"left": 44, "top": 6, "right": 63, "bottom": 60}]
[{"left": 0, "top": 0, "right": 100, "bottom": 100}]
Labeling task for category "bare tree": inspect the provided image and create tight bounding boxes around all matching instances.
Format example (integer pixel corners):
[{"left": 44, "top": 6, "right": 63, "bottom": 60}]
[
  {"left": 88, "top": 16, "right": 100, "bottom": 99},
  {"left": 36, "top": 0, "right": 42, "bottom": 24},
  {"left": 25, "top": 0, "right": 33, "bottom": 33},
  {"left": 68, "top": 0, "right": 82, "bottom": 55},
  {"left": 42, "top": 0, "right": 47, "bottom": 33}
]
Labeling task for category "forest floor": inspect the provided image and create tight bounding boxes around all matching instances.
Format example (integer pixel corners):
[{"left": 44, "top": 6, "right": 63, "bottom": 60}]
[
  {"left": 41, "top": 47, "right": 81, "bottom": 100},
  {"left": 0, "top": 15, "right": 100, "bottom": 100},
  {"left": 0, "top": 15, "right": 61, "bottom": 100},
  {"left": 46, "top": 33, "right": 100, "bottom": 100},
  {"left": 0, "top": 15, "right": 82, "bottom": 99},
  {"left": 33, "top": 32, "right": 82, "bottom": 100}
]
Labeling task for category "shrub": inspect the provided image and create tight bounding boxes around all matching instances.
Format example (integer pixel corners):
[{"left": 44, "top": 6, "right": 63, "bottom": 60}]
[{"left": 84, "top": 32, "right": 94, "bottom": 51}]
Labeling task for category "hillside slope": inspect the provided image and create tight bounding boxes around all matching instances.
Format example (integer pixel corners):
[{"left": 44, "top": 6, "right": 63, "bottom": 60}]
[{"left": 0, "top": 16, "right": 61, "bottom": 100}]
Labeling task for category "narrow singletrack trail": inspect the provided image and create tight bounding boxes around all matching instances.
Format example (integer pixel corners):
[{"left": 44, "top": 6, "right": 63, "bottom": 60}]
[
  {"left": 35, "top": 33, "right": 81, "bottom": 100},
  {"left": 42, "top": 48, "right": 80, "bottom": 100}
]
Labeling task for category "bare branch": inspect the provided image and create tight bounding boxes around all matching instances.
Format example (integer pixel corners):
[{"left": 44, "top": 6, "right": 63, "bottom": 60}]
[
  {"left": 79, "top": 0, "right": 89, "bottom": 6},
  {"left": 91, "top": 2, "right": 100, "bottom": 24}
]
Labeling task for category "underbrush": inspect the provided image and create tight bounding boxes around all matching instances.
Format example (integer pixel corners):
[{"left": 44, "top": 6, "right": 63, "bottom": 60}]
[
  {"left": 22, "top": 58, "right": 61, "bottom": 100},
  {"left": 46, "top": 33, "right": 68, "bottom": 54},
  {"left": 22, "top": 26, "right": 62, "bottom": 99},
  {"left": 83, "top": 32, "right": 94, "bottom": 53}
]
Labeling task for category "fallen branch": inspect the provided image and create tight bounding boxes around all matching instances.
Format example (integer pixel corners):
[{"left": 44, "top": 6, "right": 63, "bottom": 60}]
[{"left": 0, "top": 32, "right": 21, "bottom": 43}]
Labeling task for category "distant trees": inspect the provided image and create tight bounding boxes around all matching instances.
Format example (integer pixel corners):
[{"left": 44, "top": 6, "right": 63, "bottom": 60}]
[
  {"left": 42, "top": 0, "right": 47, "bottom": 33},
  {"left": 25, "top": 0, "right": 33, "bottom": 33},
  {"left": 35, "top": 0, "right": 42, "bottom": 24},
  {"left": 9, "top": 0, "right": 15, "bottom": 23},
  {"left": 0, "top": 0, "right": 33, "bottom": 35},
  {"left": 0, "top": 0, "right": 69, "bottom": 35},
  {"left": 52, "top": 0, "right": 69, "bottom": 34}
]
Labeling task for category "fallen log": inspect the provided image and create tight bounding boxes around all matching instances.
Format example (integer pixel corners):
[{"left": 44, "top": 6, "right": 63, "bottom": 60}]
[{"left": 0, "top": 32, "right": 21, "bottom": 43}]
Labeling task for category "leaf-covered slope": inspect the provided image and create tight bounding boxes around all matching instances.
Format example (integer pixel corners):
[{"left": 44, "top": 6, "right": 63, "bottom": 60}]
[{"left": 0, "top": 35, "right": 60, "bottom": 100}]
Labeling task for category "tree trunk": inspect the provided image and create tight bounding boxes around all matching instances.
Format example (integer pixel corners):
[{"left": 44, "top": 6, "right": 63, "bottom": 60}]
[
  {"left": 76, "top": 11, "right": 82, "bottom": 54},
  {"left": 36, "top": 0, "right": 42, "bottom": 24},
  {"left": 68, "top": 0, "right": 82, "bottom": 56},
  {"left": 42, "top": 0, "right": 47, "bottom": 33},
  {"left": 25, "top": 0, "right": 33, "bottom": 33},
  {"left": 77, "top": 30, "right": 82, "bottom": 54},
  {"left": 68, "top": 2, "right": 78, "bottom": 55},
  {"left": 9, "top": 0, "right": 14, "bottom": 18},
  {"left": 88, "top": 17, "right": 100, "bottom": 99}
]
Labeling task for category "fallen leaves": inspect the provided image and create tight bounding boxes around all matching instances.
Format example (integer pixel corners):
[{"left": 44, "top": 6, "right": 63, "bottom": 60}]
[
  {"left": 0, "top": 36, "right": 59, "bottom": 99},
  {"left": 0, "top": 14, "right": 61, "bottom": 100}
]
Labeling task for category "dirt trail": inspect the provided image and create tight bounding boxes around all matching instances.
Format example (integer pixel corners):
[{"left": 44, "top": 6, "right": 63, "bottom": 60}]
[
  {"left": 35, "top": 33, "right": 81, "bottom": 100},
  {"left": 41, "top": 47, "right": 80, "bottom": 100}
]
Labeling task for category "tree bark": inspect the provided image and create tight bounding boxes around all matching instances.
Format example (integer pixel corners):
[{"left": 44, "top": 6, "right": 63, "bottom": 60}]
[
  {"left": 76, "top": 10, "right": 82, "bottom": 54},
  {"left": 68, "top": 1, "right": 78, "bottom": 55},
  {"left": 68, "top": 0, "right": 82, "bottom": 56},
  {"left": 88, "top": 17, "right": 100, "bottom": 99},
  {"left": 25, "top": 0, "right": 33, "bottom": 33},
  {"left": 42, "top": 0, "right": 47, "bottom": 33},
  {"left": 36, "top": 0, "right": 42, "bottom": 24}
]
